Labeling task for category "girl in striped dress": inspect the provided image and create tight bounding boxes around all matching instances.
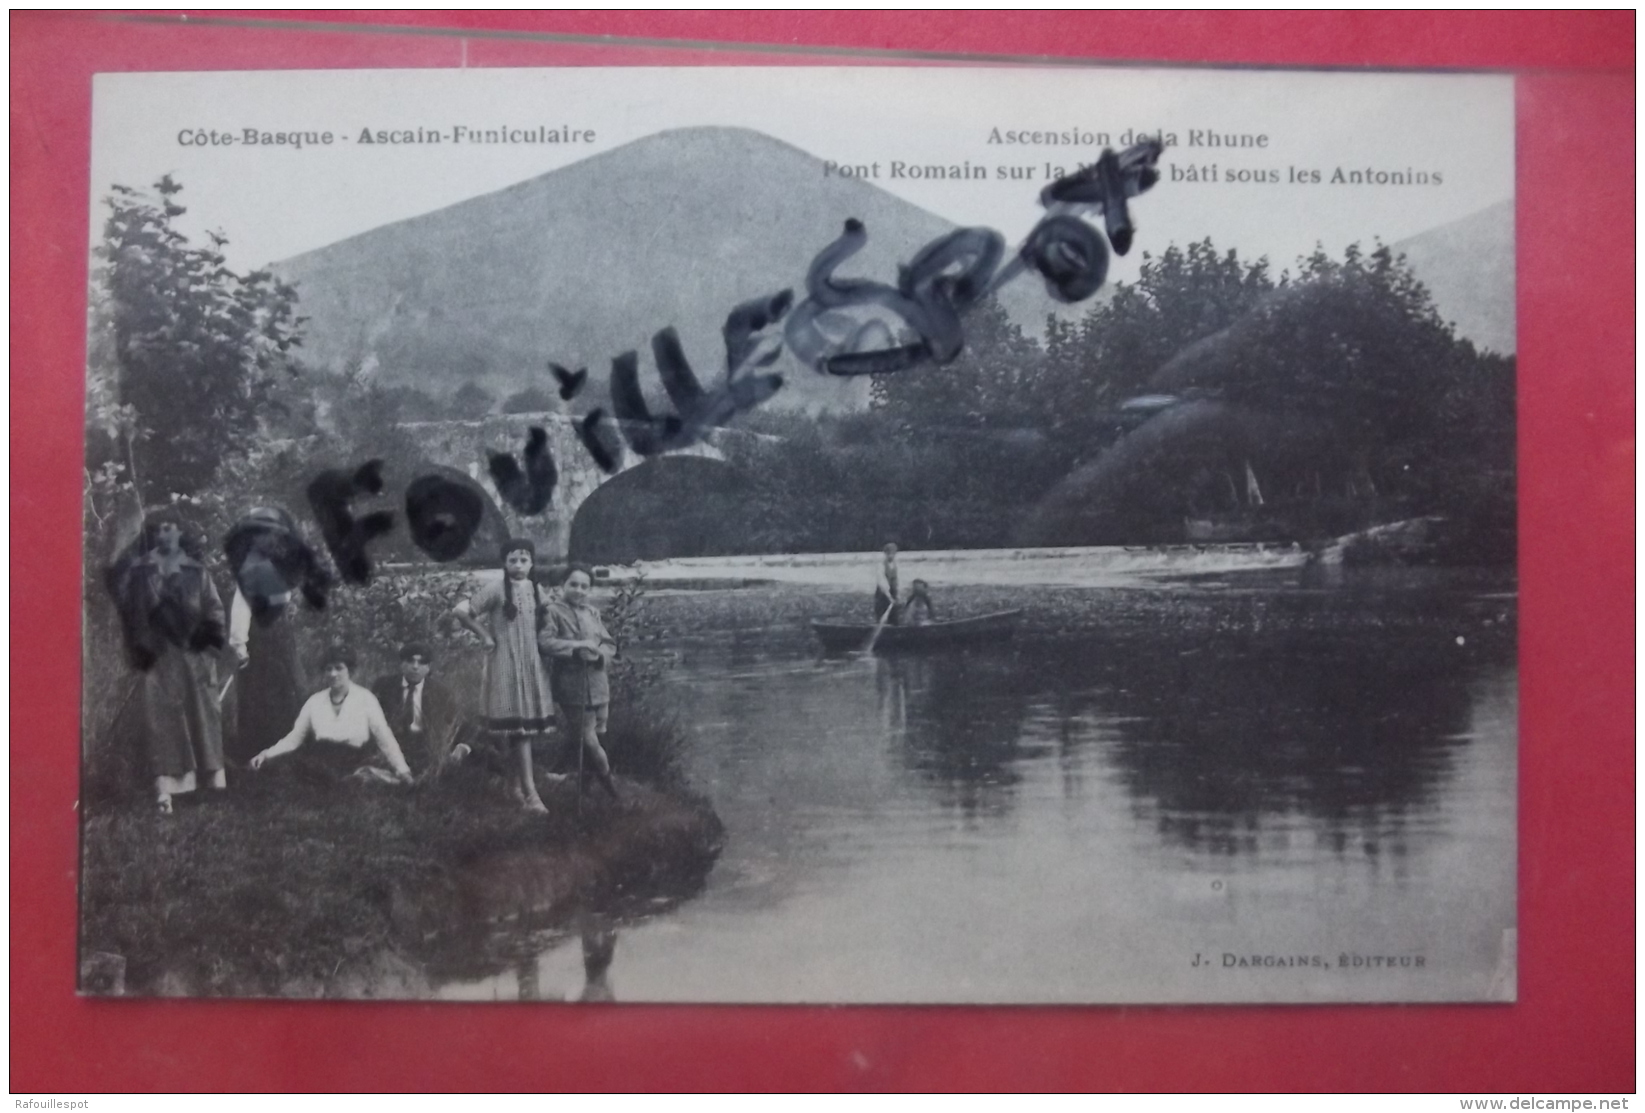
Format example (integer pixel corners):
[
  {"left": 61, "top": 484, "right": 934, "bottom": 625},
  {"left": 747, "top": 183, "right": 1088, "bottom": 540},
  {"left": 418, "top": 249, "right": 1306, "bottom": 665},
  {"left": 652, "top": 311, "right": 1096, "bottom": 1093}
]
[{"left": 453, "top": 539, "right": 555, "bottom": 813}]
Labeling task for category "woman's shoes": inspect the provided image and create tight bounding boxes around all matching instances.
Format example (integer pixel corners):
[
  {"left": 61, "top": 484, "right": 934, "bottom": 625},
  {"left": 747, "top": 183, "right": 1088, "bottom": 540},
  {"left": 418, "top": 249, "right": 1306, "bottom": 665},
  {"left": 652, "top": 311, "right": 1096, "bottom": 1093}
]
[{"left": 156, "top": 794, "right": 174, "bottom": 816}]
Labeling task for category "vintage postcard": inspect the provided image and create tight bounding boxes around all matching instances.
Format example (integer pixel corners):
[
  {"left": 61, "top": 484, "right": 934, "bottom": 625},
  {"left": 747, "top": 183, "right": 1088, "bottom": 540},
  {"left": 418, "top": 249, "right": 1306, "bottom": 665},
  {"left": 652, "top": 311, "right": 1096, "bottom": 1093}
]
[{"left": 78, "top": 65, "right": 1516, "bottom": 1003}]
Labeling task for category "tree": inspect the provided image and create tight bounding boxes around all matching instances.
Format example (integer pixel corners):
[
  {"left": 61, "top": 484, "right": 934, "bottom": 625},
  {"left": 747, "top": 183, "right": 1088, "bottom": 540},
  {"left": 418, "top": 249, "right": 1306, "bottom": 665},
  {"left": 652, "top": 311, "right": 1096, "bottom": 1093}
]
[
  {"left": 94, "top": 176, "right": 306, "bottom": 500},
  {"left": 1040, "top": 240, "right": 1275, "bottom": 439},
  {"left": 871, "top": 298, "right": 1043, "bottom": 430},
  {"left": 448, "top": 380, "right": 496, "bottom": 419},
  {"left": 378, "top": 384, "right": 444, "bottom": 424},
  {"left": 85, "top": 279, "right": 144, "bottom": 528},
  {"left": 1019, "top": 240, "right": 1515, "bottom": 556},
  {"left": 730, "top": 236, "right": 1512, "bottom": 558},
  {"left": 1145, "top": 242, "right": 1495, "bottom": 485},
  {"left": 500, "top": 385, "right": 560, "bottom": 414},
  {"left": 868, "top": 242, "right": 1275, "bottom": 473}
]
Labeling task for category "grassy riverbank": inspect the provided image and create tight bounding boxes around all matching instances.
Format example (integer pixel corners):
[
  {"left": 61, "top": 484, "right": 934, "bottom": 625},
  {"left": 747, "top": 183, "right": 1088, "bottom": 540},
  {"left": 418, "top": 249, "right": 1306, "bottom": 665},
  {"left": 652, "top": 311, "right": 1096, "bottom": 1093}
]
[{"left": 79, "top": 759, "right": 723, "bottom": 998}]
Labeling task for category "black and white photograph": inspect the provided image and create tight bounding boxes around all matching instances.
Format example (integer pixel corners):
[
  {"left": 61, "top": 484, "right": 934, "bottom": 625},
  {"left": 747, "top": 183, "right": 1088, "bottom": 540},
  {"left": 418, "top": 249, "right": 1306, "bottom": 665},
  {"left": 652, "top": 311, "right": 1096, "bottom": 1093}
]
[{"left": 78, "top": 65, "right": 1517, "bottom": 1004}]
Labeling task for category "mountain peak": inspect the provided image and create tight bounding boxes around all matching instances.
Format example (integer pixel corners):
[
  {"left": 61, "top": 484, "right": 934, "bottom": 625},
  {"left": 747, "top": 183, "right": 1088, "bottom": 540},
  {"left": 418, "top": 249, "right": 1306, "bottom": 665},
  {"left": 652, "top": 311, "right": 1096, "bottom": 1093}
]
[
  {"left": 273, "top": 126, "right": 974, "bottom": 412},
  {"left": 1390, "top": 199, "right": 1515, "bottom": 355}
]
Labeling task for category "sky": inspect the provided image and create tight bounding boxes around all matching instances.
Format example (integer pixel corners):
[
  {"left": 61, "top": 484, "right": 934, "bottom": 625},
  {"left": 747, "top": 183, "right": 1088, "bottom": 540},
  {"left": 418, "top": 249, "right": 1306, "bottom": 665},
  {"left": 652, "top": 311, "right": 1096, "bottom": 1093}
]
[{"left": 89, "top": 66, "right": 1514, "bottom": 285}]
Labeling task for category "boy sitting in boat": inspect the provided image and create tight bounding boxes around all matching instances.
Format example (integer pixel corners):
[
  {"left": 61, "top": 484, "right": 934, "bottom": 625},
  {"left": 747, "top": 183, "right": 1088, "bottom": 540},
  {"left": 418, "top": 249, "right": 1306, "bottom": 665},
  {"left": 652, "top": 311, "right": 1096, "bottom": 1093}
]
[{"left": 904, "top": 579, "right": 936, "bottom": 626}]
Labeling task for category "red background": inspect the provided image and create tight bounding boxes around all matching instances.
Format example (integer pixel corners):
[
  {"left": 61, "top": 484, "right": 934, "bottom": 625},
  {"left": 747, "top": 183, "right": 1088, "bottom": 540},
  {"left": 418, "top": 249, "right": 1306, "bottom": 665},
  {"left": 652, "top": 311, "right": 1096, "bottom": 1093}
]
[{"left": 10, "top": 11, "right": 1635, "bottom": 1093}]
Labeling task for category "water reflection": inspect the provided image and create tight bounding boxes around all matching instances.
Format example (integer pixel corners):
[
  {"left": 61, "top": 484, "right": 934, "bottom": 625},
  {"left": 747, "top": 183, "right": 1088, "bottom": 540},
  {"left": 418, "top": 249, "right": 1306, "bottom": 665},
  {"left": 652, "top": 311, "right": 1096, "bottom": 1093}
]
[
  {"left": 873, "top": 594, "right": 1495, "bottom": 865},
  {"left": 443, "top": 571, "right": 1517, "bottom": 1003},
  {"left": 579, "top": 921, "right": 618, "bottom": 1003},
  {"left": 873, "top": 655, "right": 906, "bottom": 736},
  {"left": 1088, "top": 638, "right": 1470, "bottom": 859},
  {"left": 513, "top": 955, "right": 540, "bottom": 1002},
  {"left": 443, "top": 919, "right": 622, "bottom": 1003},
  {"left": 878, "top": 654, "right": 1031, "bottom": 820}
]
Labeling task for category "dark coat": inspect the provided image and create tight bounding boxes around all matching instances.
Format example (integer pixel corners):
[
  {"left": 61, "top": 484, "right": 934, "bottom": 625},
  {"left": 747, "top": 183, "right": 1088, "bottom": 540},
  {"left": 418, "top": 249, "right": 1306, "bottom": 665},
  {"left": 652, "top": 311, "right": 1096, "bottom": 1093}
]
[
  {"left": 106, "top": 551, "right": 227, "bottom": 781},
  {"left": 369, "top": 674, "right": 459, "bottom": 774},
  {"left": 107, "top": 549, "right": 227, "bottom": 669}
]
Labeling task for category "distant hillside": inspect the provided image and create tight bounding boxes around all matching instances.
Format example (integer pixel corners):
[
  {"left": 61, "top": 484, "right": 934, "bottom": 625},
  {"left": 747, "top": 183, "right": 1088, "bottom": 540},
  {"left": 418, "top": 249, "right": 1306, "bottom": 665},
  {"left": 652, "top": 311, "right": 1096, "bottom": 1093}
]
[
  {"left": 275, "top": 126, "right": 1078, "bottom": 413},
  {"left": 1391, "top": 199, "right": 1515, "bottom": 355}
]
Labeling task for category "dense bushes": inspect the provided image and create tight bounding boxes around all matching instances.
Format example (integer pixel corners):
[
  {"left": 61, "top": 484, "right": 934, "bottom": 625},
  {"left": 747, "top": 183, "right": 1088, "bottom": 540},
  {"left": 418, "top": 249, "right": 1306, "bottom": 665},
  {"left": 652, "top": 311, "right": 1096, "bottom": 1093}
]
[{"left": 725, "top": 240, "right": 1514, "bottom": 562}]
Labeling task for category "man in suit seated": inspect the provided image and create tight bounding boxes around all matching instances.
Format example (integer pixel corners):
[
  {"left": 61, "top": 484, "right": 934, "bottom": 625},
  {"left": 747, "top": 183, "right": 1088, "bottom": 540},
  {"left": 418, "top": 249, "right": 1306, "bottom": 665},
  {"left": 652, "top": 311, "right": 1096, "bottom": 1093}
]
[{"left": 370, "top": 642, "right": 460, "bottom": 777}]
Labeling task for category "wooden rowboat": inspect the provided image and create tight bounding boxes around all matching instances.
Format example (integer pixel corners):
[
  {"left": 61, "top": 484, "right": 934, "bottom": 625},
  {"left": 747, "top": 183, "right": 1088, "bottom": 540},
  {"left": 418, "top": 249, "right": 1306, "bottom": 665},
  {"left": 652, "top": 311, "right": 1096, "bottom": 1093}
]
[{"left": 809, "top": 609, "right": 1024, "bottom": 653}]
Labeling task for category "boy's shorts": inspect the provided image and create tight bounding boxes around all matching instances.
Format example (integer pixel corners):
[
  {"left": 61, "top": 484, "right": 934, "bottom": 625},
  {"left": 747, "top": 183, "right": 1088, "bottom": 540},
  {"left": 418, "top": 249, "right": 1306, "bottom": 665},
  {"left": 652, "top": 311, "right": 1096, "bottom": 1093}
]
[{"left": 557, "top": 702, "right": 609, "bottom": 733}]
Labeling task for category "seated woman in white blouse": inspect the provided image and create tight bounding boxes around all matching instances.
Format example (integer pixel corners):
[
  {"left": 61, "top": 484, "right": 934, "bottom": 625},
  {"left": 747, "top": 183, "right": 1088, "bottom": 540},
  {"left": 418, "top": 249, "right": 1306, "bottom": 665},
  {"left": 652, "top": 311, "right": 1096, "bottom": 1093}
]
[{"left": 249, "top": 646, "right": 414, "bottom": 783}]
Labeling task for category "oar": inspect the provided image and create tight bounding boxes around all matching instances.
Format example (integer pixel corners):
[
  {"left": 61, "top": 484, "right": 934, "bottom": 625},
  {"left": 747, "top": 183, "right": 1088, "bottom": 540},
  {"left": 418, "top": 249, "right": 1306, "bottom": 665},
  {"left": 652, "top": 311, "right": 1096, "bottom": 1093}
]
[{"left": 862, "top": 603, "right": 896, "bottom": 655}]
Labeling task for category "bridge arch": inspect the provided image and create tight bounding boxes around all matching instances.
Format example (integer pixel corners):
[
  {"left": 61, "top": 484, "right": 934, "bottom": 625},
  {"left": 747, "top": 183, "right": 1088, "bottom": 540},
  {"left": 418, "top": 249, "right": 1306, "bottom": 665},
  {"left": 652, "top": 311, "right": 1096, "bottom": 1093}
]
[
  {"left": 402, "top": 412, "right": 764, "bottom": 561},
  {"left": 567, "top": 455, "right": 752, "bottom": 565}
]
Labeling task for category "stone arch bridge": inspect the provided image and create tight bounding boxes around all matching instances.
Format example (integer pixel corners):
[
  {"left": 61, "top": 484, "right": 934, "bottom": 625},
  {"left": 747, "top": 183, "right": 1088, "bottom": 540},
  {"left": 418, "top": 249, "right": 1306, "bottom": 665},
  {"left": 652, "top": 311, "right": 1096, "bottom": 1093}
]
[{"left": 400, "top": 411, "right": 770, "bottom": 563}]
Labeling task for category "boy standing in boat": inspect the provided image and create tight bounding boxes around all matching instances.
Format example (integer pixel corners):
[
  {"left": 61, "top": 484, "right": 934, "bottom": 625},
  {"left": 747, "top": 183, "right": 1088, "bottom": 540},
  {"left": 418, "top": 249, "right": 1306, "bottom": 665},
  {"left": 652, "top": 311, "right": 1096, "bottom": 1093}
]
[{"left": 874, "top": 543, "right": 902, "bottom": 625}]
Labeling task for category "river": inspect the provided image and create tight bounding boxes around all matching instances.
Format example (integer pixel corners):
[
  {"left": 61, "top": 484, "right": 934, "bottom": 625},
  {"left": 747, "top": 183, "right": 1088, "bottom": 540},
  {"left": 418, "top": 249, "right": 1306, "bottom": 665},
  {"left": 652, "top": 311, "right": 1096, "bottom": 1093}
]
[{"left": 438, "top": 560, "right": 1517, "bottom": 1004}]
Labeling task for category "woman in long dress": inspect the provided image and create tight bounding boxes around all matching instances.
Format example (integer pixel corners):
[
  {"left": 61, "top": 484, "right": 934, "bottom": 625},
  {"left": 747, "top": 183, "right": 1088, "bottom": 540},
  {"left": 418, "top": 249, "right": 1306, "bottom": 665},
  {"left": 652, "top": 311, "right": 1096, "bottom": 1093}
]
[
  {"left": 223, "top": 506, "right": 308, "bottom": 766},
  {"left": 452, "top": 539, "right": 556, "bottom": 813},
  {"left": 106, "top": 509, "right": 228, "bottom": 813}
]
